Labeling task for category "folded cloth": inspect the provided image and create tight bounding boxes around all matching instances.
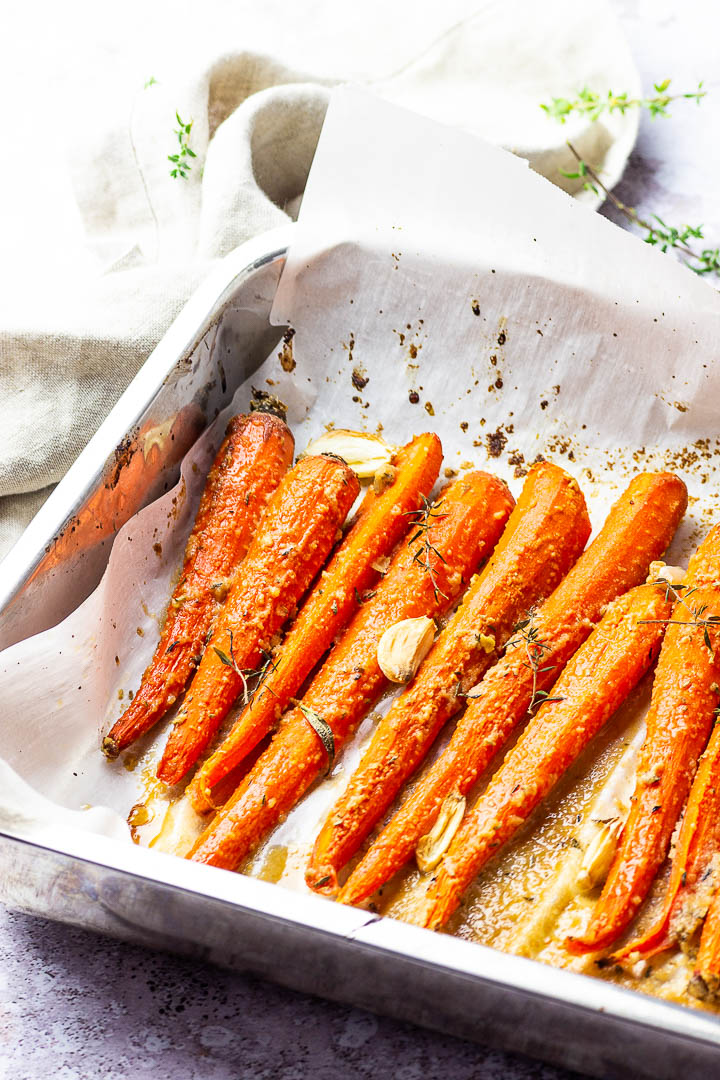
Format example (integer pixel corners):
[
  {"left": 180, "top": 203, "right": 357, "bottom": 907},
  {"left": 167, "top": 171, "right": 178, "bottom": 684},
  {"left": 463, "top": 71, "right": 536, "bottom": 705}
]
[{"left": 0, "top": 0, "right": 639, "bottom": 560}]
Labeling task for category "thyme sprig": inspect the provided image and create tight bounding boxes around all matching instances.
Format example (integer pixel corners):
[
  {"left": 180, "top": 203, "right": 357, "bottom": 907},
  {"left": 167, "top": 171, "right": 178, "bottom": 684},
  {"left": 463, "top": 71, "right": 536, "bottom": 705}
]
[
  {"left": 540, "top": 80, "right": 706, "bottom": 123},
  {"left": 507, "top": 611, "right": 563, "bottom": 714},
  {"left": 641, "top": 579, "right": 720, "bottom": 652},
  {"left": 213, "top": 631, "right": 279, "bottom": 706},
  {"left": 169, "top": 112, "right": 196, "bottom": 179},
  {"left": 405, "top": 496, "right": 448, "bottom": 601},
  {"left": 561, "top": 142, "right": 720, "bottom": 277}
]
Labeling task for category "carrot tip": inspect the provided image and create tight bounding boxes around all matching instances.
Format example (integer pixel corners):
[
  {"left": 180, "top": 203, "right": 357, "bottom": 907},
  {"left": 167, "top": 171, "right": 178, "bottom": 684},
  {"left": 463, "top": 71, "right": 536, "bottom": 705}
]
[
  {"left": 306, "top": 865, "right": 339, "bottom": 896},
  {"left": 102, "top": 735, "right": 120, "bottom": 760},
  {"left": 688, "top": 973, "right": 712, "bottom": 1000}
]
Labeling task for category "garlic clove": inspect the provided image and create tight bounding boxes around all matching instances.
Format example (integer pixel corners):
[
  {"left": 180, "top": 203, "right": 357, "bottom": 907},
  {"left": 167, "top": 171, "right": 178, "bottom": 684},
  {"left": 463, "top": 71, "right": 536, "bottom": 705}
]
[
  {"left": 647, "top": 561, "right": 685, "bottom": 587},
  {"left": 377, "top": 616, "right": 436, "bottom": 683},
  {"left": 304, "top": 429, "right": 396, "bottom": 478},
  {"left": 577, "top": 817, "right": 625, "bottom": 892},
  {"left": 416, "top": 788, "right": 467, "bottom": 873}
]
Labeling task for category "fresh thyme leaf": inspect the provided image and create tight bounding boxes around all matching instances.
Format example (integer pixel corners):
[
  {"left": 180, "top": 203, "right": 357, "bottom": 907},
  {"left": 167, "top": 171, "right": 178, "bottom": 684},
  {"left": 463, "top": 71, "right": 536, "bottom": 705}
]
[
  {"left": 144, "top": 76, "right": 158, "bottom": 89},
  {"left": 314, "top": 875, "right": 332, "bottom": 889},
  {"left": 299, "top": 704, "right": 335, "bottom": 772},
  {"left": 169, "top": 113, "right": 195, "bottom": 180},
  {"left": 406, "top": 495, "right": 449, "bottom": 601},
  {"left": 540, "top": 80, "right": 706, "bottom": 124},
  {"left": 213, "top": 646, "right": 234, "bottom": 668},
  {"left": 507, "top": 609, "right": 557, "bottom": 714},
  {"left": 562, "top": 140, "right": 720, "bottom": 278}
]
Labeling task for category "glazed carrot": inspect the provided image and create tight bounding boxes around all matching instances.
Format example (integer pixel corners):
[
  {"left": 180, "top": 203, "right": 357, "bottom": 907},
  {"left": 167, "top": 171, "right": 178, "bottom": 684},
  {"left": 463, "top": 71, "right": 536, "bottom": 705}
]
[
  {"left": 692, "top": 874, "right": 720, "bottom": 1000},
  {"left": 567, "top": 524, "right": 720, "bottom": 955},
  {"left": 187, "top": 433, "right": 443, "bottom": 812},
  {"left": 103, "top": 411, "right": 294, "bottom": 757},
  {"left": 306, "top": 462, "right": 590, "bottom": 893},
  {"left": 421, "top": 577, "right": 675, "bottom": 930},
  {"left": 156, "top": 454, "right": 359, "bottom": 785},
  {"left": 188, "top": 471, "right": 514, "bottom": 870},
  {"left": 340, "top": 472, "right": 688, "bottom": 908},
  {"left": 614, "top": 708, "right": 720, "bottom": 963}
]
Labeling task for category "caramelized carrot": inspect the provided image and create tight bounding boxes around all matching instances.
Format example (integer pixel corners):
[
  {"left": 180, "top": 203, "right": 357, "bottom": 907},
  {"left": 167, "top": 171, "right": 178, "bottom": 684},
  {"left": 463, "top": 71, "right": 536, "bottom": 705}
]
[
  {"left": 340, "top": 472, "right": 688, "bottom": 908},
  {"left": 615, "top": 715, "right": 720, "bottom": 962},
  {"left": 692, "top": 874, "right": 720, "bottom": 999},
  {"left": 567, "top": 526, "right": 720, "bottom": 955},
  {"left": 187, "top": 433, "right": 443, "bottom": 812},
  {"left": 306, "top": 462, "right": 590, "bottom": 893},
  {"left": 188, "top": 472, "right": 514, "bottom": 870},
  {"left": 103, "top": 412, "right": 294, "bottom": 757},
  {"left": 156, "top": 454, "right": 359, "bottom": 785},
  {"left": 422, "top": 578, "right": 674, "bottom": 930}
]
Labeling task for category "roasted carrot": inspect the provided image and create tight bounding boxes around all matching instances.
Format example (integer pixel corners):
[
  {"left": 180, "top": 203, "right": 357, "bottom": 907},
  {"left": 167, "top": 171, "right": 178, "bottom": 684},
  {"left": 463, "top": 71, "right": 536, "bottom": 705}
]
[
  {"left": 102, "top": 411, "right": 294, "bottom": 758},
  {"left": 615, "top": 703, "right": 720, "bottom": 963},
  {"left": 421, "top": 577, "right": 675, "bottom": 930},
  {"left": 567, "top": 524, "right": 720, "bottom": 955},
  {"left": 156, "top": 454, "right": 360, "bottom": 785},
  {"left": 692, "top": 873, "right": 720, "bottom": 999},
  {"left": 187, "top": 433, "right": 443, "bottom": 813},
  {"left": 306, "top": 462, "right": 590, "bottom": 893},
  {"left": 340, "top": 472, "right": 688, "bottom": 908},
  {"left": 188, "top": 471, "right": 514, "bottom": 870}
]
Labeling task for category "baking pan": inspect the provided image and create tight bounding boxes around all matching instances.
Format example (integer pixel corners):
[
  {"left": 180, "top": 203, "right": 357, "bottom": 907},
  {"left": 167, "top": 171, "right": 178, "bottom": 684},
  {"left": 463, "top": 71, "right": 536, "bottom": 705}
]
[{"left": 0, "top": 225, "right": 718, "bottom": 1079}]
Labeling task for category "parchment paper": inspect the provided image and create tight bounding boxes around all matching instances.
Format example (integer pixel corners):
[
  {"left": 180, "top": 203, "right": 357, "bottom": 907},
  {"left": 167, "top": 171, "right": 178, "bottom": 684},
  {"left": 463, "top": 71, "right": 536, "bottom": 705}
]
[{"left": 2, "top": 87, "right": 720, "bottom": 895}]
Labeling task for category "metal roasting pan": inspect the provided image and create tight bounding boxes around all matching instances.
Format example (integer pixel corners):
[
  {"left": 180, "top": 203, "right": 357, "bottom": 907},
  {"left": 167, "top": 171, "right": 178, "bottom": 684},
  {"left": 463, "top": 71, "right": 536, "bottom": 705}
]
[{"left": 1, "top": 225, "right": 719, "bottom": 1079}]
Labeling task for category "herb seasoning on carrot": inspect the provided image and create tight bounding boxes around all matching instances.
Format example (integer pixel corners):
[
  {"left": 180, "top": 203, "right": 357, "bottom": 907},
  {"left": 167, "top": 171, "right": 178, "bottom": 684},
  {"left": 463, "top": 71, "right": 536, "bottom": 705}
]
[
  {"left": 306, "top": 462, "right": 590, "bottom": 894},
  {"left": 187, "top": 433, "right": 442, "bottom": 812},
  {"left": 103, "top": 411, "right": 294, "bottom": 758},
  {"left": 421, "top": 574, "right": 675, "bottom": 930},
  {"left": 188, "top": 471, "right": 514, "bottom": 870},
  {"left": 340, "top": 472, "right": 687, "bottom": 909},
  {"left": 156, "top": 453, "right": 359, "bottom": 785},
  {"left": 567, "top": 523, "right": 720, "bottom": 955}
]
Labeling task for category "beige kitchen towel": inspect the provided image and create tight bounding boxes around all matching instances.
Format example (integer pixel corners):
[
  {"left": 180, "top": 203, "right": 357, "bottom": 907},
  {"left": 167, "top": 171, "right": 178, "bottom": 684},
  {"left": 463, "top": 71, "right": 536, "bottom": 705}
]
[{"left": 0, "top": 0, "right": 640, "bottom": 559}]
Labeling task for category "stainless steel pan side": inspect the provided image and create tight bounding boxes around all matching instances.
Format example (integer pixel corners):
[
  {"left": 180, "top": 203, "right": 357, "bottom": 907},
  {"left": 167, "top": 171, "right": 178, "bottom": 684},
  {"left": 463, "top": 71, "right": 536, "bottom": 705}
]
[
  {"left": 0, "top": 226, "right": 294, "bottom": 652},
  {"left": 0, "top": 828, "right": 717, "bottom": 1080}
]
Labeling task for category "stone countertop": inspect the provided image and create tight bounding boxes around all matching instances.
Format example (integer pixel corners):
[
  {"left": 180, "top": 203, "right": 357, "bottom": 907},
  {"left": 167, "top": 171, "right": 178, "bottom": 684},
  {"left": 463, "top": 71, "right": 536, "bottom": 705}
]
[{"left": 3, "top": 3, "right": 719, "bottom": 1078}]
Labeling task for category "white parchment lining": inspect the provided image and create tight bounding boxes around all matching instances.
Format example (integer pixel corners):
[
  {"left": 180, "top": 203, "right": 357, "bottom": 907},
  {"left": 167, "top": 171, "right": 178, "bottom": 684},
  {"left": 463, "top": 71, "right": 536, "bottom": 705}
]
[{"left": 1, "top": 88, "right": 719, "bottom": 908}]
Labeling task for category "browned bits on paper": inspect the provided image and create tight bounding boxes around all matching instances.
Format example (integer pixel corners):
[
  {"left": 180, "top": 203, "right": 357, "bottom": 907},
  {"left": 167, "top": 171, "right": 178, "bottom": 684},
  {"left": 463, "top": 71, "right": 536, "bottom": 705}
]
[
  {"left": 471, "top": 300, "right": 481, "bottom": 316},
  {"left": 425, "top": 402, "right": 435, "bottom": 416},
  {"left": 278, "top": 328, "right": 296, "bottom": 372},
  {"left": 351, "top": 368, "right": 368, "bottom": 391},
  {"left": 486, "top": 428, "right": 508, "bottom": 458},
  {"left": 409, "top": 390, "right": 420, "bottom": 404}
]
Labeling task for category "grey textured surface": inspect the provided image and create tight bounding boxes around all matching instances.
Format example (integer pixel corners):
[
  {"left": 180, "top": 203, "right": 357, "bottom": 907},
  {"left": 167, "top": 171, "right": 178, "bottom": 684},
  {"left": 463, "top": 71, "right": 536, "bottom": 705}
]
[{"left": 4, "top": 3, "right": 720, "bottom": 1078}]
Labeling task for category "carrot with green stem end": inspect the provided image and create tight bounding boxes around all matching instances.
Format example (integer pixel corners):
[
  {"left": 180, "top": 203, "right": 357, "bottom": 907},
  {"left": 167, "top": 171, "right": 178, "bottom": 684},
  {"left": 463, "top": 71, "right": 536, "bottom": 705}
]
[
  {"left": 156, "top": 454, "right": 359, "bottom": 785},
  {"left": 421, "top": 575, "right": 676, "bottom": 930},
  {"left": 188, "top": 471, "right": 514, "bottom": 870},
  {"left": 567, "top": 523, "right": 720, "bottom": 956},
  {"left": 187, "top": 433, "right": 443, "bottom": 813},
  {"left": 340, "top": 472, "right": 688, "bottom": 909},
  {"left": 306, "top": 462, "right": 590, "bottom": 894},
  {"left": 691, "top": 863, "right": 720, "bottom": 1000},
  {"left": 103, "top": 411, "right": 294, "bottom": 758}
]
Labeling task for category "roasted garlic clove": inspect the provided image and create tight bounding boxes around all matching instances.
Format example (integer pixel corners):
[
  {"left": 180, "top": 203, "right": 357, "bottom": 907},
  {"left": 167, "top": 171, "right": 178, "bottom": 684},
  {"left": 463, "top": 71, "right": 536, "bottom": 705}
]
[
  {"left": 416, "top": 789, "right": 467, "bottom": 872},
  {"left": 304, "top": 429, "right": 396, "bottom": 478},
  {"left": 647, "top": 560, "right": 685, "bottom": 586},
  {"left": 577, "top": 817, "right": 625, "bottom": 892},
  {"left": 377, "top": 616, "right": 435, "bottom": 683}
]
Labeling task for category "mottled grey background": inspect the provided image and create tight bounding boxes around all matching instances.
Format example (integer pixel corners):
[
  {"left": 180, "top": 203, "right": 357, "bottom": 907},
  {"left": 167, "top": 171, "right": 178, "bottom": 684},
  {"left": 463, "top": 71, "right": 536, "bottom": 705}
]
[{"left": 3, "top": 2, "right": 719, "bottom": 1077}]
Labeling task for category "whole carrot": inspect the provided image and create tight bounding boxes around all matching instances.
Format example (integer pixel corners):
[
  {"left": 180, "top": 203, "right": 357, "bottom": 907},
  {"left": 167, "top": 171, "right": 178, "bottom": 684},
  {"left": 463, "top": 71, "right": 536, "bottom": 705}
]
[
  {"left": 568, "top": 525, "right": 720, "bottom": 955},
  {"left": 102, "top": 411, "right": 294, "bottom": 758},
  {"left": 306, "top": 462, "right": 590, "bottom": 893},
  {"left": 188, "top": 471, "right": 514, "bottom": 870},
  {"left": 421, "top": 577, "right": 675, "bottom": 930},
  {"left": 692, "top": 875, "right": 720, "bottom": 1000},
  {"left": 187, "top": 433, "right": 443, "bottom": 813},
  {"left": 614, "top": 704, "right": 720, "bottom": 963},
  {"left": 340, "top": 472, "right": 688, "bottom": 909},
  {"left": 156, "top": 454, "right": 359, "bottom": 785}
]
